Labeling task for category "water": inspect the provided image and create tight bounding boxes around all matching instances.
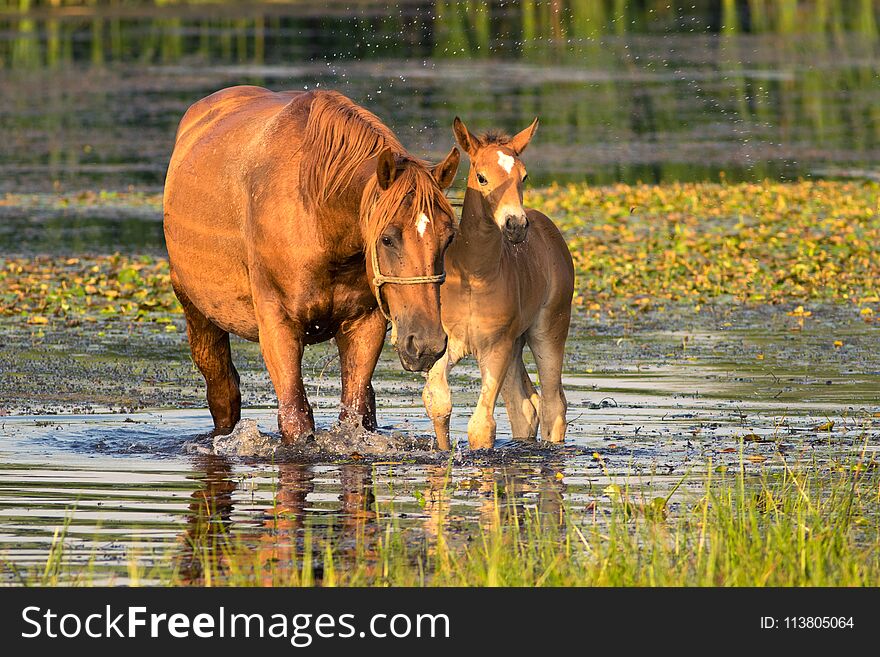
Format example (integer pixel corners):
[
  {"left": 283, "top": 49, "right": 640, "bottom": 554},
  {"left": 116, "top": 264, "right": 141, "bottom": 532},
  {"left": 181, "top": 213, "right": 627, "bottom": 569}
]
[
  {"left": 0, "top": 1, "right": 878, "bottom": 193},
  {"left": 2, "top": 307, "right": 879, "bottom": 582}
]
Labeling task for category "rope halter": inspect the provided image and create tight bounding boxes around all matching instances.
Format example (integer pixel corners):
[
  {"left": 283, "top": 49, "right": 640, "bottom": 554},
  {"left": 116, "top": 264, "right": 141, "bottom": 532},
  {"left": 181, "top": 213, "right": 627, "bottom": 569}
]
[{"left": 369, "top": 239, "right": 446, "bottom": 322}]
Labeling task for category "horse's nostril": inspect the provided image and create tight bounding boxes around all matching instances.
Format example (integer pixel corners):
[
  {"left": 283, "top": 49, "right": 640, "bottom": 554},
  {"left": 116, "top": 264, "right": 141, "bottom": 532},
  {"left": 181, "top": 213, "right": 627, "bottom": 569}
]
[{"left": 400, "top": 333, "right": 447, "bottom": 371}]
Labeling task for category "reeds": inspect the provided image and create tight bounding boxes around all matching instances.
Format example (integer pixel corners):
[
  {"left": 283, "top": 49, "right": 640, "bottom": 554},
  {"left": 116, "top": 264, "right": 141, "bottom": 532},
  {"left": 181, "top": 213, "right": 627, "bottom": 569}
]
[{"left": 5, "top": 442, "right": 878, "bottom": 587}]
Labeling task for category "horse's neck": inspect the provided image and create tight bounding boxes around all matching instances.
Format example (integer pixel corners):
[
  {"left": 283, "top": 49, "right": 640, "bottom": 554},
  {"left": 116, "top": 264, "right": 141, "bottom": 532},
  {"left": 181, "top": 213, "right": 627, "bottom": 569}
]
[{"left": 452, "top": 188, "right": 504, "bottom": 276}]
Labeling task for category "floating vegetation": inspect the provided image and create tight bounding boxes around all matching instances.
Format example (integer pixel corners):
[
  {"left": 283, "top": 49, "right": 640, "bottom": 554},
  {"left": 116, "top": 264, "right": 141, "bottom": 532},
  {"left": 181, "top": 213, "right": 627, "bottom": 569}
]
[{"left": 3, "top": 181, "right": 878, "bottom": 324}]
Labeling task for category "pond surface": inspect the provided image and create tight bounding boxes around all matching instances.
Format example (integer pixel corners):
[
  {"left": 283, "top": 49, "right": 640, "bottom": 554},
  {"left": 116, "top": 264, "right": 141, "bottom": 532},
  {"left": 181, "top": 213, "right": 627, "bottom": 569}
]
[
  {"left": 1, "top": 306, "right": 878, "bottom": 583},
  {"left": 1, "top": 1, "right": 879, "bottom": 192}
]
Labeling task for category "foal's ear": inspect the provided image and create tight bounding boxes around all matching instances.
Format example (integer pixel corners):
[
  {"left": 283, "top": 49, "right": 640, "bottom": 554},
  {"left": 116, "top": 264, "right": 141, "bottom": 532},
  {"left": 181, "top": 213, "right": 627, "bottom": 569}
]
[
  {"left": 508, "top": 117, "right": 539, "bottom": 155},
  {"left": 432, "top": 147, "right": 460, "bottom": 190},
  {"left": 452, "top": 117, "right": 480, "bottom": 155},
  {"left": 376, "top": 148, "right": 399, "bottom": 190}
]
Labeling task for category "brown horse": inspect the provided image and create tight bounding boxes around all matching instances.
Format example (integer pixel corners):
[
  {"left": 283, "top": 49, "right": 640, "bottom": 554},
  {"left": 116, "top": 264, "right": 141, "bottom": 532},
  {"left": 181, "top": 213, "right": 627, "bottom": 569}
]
[
  {"left": 422, "top": 118, "right": 574, "bottom": 449},
  {"left": 164, "top": 86, "right": 459, "bottom": 444}
]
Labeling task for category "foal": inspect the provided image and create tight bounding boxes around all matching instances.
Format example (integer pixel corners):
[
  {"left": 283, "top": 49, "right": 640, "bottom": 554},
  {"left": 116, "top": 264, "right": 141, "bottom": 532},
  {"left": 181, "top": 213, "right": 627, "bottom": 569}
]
[{"left": 422, "top": 118, "right": 575, "bottom": 449}]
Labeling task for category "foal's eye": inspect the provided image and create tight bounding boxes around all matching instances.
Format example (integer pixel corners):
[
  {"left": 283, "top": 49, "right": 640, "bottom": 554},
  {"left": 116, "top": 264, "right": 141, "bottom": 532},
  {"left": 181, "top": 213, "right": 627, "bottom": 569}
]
[{"left": 477, "top": 173, "right": 488, "bottom": 186}]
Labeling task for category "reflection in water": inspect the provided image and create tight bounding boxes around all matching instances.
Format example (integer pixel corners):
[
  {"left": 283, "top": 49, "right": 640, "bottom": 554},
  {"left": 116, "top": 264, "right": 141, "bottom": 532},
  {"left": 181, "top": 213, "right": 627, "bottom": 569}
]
[
  {"left": 1, "top": 371, "right": 876, "bottom": 584},
  {"left": 178, "top": 454, "right": 236, "bottom": 585},
  {"left": 178, "top": 460, "right": 383, "bottom": 585},
  {"left": 174, "top": 456, "right": 575, "bottom": 585},
  {"left": 0, "top": 1, "right": 878, "bottom": 192}
]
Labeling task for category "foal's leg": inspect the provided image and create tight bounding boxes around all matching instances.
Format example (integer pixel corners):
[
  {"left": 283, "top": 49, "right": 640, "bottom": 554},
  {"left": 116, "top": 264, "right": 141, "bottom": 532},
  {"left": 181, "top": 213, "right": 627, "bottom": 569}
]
[
  {"left": 422, "top": 351, "right": 454, "bottom": 450},
  {"left": 468, "top": 342, "right": 514, "bottom": 449},
  {"left": 527, "top": 307, "right": 570, "bottom": 443},
  {"left": 500, "top": 337, "right": 540, "bottom": 441},
  {"left": 173, "top": 281, "right": 241, "bottom": 434},
  {"left": 253, "top": 301, "right": 314, "bottom": 444},
  {"left": 335, "top": 311, "right": 386, "bottom": 431}
]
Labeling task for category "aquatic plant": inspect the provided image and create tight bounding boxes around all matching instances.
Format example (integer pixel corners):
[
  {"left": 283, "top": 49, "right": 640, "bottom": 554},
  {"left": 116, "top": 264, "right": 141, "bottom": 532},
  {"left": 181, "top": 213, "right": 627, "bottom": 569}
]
[{"left": 3, "top": 181, "right": 878, "bottom": 325}]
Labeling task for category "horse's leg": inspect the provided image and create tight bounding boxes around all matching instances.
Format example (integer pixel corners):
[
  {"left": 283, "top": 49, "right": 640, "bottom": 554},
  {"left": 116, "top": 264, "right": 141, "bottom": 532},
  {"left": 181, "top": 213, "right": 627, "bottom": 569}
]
[
  {"left": 468, "top": 341, "right": 514, "bottom": 449},
  {"left": 527, "top": 307, "right": 570, "bottom": 444},
  {"left": 335, "top": 311, "right": 386, "bottom": 431},
  {"left": 500, "top": 336, "right": 540, "bottom": 441},
  {"left": 254, "top": 302, "right": 314, "bottom": 444},
  {"left": 422, "top": 350, "right": 454, "bottom": 450},
  {"left": 173, "top": 279, "right": 241, "bottom": 434}
]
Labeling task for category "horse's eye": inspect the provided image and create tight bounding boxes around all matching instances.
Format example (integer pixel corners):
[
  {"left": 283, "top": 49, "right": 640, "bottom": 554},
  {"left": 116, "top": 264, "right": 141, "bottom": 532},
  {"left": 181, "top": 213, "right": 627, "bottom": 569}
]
[
  {"left": 477, "top": 173, "right": 488, "bottom": 186},
  {"left": 522, "top": 172, "right": 529, "bottom": 182},
  {"left": 381, "top": 236, "right": 394, "bottom": 247}
]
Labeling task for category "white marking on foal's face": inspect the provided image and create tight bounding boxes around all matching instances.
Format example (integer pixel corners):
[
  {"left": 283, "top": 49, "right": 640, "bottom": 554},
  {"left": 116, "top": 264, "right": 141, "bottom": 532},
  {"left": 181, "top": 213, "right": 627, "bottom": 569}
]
[
  {"left": 416, "top": 212, "right": 430, "bottom": 238},
  {"left": 497, "top": 150, "right": 515, "bottom": 174}
]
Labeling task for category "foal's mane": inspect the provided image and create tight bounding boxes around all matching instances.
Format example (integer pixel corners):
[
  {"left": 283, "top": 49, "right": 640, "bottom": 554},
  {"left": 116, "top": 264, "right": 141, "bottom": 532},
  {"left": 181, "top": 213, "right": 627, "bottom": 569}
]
[
  {"left": 480, "top": 130, "right": 510, "bottom": 146},
  {"left": 299, "top": 90, "right": 453, "bottom": 246}
]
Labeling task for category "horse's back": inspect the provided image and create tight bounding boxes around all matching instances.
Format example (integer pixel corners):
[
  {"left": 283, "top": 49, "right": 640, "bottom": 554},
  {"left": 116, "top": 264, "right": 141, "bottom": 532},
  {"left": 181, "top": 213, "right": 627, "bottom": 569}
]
[
  {"left": 164, "top": 86, "right": 310, "bottom": 339},
  {"left": 172, "top": 86, "right": 306, "bottom": 159}
]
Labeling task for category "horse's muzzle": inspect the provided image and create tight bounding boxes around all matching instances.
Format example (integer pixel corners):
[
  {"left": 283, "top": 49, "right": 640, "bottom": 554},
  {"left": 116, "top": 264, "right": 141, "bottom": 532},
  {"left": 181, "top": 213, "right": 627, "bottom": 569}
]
[
  {"left": 503, "top": 214, "right": 529, "bottom": 244},
  {"left": 399, "top": 332, "right": 448, "bottom": 372}
]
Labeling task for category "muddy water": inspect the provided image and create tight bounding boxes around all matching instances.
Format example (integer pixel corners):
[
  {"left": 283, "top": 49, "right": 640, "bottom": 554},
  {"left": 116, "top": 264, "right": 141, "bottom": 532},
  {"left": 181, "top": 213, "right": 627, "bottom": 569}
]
[{"left": 1, "top": 308, "right": 878, "bottom": 583}]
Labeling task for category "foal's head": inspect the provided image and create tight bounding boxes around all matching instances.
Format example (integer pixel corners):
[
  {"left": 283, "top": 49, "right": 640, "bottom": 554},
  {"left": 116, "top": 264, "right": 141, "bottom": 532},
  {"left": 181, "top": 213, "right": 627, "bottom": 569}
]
[
  {"left": 362, "top": 147, "right": 460, "bottom": 372},
  {"left": 453, "top": 116, "right": 538, "bottom": 244}
]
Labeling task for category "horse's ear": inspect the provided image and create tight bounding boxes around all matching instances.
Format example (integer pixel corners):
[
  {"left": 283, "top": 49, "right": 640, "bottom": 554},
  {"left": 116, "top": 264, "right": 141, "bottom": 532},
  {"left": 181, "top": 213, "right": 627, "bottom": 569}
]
[
  {"left": 508, "top": 117, "right": 539, "bottom": 155},
  {"left": 376, "top": 148, "right": 398, "bottom": 190},
  {"left": 432, "top": 147, "right": 460, "bottom": 190},
  {"left": 452, "top": 117, "right": 480, "bottom": 155}
]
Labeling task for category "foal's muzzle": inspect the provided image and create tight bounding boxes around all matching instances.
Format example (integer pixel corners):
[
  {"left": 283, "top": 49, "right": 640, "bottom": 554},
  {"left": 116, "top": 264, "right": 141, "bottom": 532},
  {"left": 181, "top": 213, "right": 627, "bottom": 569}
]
[{"left": 503, "top": 214, "right": 529, "bottom": 244}]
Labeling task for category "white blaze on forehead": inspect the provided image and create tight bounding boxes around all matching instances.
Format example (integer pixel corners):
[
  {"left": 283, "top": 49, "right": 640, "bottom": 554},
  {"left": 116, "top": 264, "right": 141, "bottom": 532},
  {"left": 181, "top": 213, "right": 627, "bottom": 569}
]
[
  {"left": 416, "top": 212, "right": 430, "bottom": 237},
  {"left": 497, "top": 150, "right": 515, "bottom": 174}
]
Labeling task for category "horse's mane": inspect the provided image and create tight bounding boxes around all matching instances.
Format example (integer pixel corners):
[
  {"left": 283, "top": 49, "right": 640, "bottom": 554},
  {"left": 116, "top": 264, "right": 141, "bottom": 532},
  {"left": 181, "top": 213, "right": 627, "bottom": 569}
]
[
  {"left": 359, "top": 160, "right": 455, "bottom": 249},
  {"left": 299, "top": 90, "right": 453, "bottom": 246},
  {"left": 480, "top": 130, "right": 510, "bottom": 145},
  {"left": 299, "top": 90, "right": 406, "bottom": 209}
]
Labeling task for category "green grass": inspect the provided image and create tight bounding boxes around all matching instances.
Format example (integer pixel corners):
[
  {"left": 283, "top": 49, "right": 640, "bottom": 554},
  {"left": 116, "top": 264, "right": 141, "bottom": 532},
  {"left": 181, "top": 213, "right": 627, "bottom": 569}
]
[{"left": 6, "top": 445, "right": 878, "bottom": 587}]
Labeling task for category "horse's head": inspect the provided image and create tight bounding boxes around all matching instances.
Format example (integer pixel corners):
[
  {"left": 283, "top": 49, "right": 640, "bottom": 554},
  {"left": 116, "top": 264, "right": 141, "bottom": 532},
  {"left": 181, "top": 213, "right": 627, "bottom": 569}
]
[
  {"left": 363, "top": 147, "right": 460, "bottom": 372},
  {"left": 452, "top": 116, "right": 538, "bottom": 244}
]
